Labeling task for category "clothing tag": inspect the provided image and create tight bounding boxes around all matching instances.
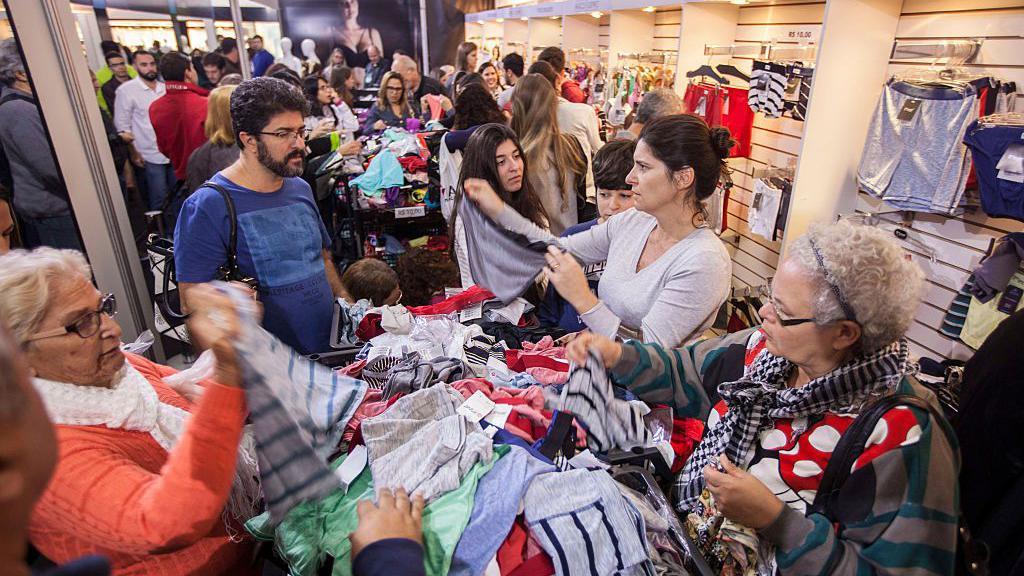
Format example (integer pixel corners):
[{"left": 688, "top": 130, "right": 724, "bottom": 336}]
[
  {"left": 334, "top": 445, "right": 368, "bottom": 491},
  {"left": 996, "top": 285, "right": 1023, "bottom": 315},
  {"left": 568, "top": 449, "right": 610, "bottom": 470},
  {"left": 457, "top": 390, "right": 496, "bottom": 423},
  {"left": 997, "top": 169, "right": 1024, "bottom": 183},
  {"left": 484, "top": 426, "right": 499, "bottom": 438},
  {"left": 444, "top": 287, "right": 466, "bottom": 298},
  {"left": 483, "top": 403, "right": 513, "bottom": 429},
  {"left": 394, "top": 206, "right": 426, "bottom": 219},
  {"left": 366, "top": 346, "right": 391, "bottom": 361},
  {"left": 486, "top": 357, "right": 511, "bottom": 382},
  {"left": 897, "top": 99, "right": 922, "bottom": 122},
  {"left": 751, "top": 190, "right": 763, "bottom": 209},
  {"left": 459, "top": 303, "right": 484, "bottom": 322}
]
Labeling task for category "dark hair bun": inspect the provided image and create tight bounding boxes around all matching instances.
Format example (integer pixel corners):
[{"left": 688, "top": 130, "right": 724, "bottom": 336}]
[{"left": 709, "top": 127, "right": 736, "bottom": 160}]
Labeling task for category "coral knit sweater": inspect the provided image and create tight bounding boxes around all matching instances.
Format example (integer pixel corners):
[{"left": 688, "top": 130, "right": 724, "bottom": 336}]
[{"left": 29, "top": 353, "right": 256, "bottom": 575}]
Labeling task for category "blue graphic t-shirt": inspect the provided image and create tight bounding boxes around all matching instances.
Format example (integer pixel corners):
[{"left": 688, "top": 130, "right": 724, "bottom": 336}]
[{"left": 174, "top": 172, "right": 333, "bottom": 354}]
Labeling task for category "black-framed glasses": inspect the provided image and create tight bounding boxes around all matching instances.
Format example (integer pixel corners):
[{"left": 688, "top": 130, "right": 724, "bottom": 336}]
[
  {"left": 258, "top": 128, "right": 311, "bottom": 141},
  {"left": 27, "top": 293, "right": 117, "bottom": 342},
  {"left": 757, "top": 284, "right": 817, "bottom": 327}
]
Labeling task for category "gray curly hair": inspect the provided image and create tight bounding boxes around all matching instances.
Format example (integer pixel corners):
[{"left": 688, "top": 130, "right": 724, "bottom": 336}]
[
  {"left": 785, "top": 220, "right": 924, "bottom": 354},
  {"left": 0, "top": 248, "right": 92, "bottom": 346},
  {"left": 0, "top": 38, "right": 25, "bottom": 87}
]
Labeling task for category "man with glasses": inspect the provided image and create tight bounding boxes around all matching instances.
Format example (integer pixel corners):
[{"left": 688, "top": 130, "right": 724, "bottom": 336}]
[
  {"left": 174, "top": 77, "right": 346, "bottom": 355},
  {"left": 98, "top": 50, "right": 135, "bottom": 113}
]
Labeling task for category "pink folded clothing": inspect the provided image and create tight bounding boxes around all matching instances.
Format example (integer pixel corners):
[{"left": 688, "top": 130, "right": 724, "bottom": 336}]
[
  {"left": 520, "top": 336, "right": 565, "bottom": 359},
  {"left": 522, "top": 367, "right": 569, "bottom": 386},
  {"left": 337, "top": 359, "right": 366, "bottom": 379},
  {"left": 451, "top": 379, "right": 547, "bottom": 411}
]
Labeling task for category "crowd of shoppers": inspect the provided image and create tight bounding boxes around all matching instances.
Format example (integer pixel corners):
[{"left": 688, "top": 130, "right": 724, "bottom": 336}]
[{"left": 0, "top": 32, "right": 982, "bottom": 576}]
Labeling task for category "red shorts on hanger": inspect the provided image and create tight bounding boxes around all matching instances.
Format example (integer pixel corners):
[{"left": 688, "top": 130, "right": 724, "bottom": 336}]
[{"left": 721, "top": 86, "right": 754, "bottom": 158}]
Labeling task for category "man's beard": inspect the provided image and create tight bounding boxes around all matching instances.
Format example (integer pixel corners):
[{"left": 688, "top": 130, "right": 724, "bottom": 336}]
[
  {"left": 140, "top": 71, "right": 159, "bottom": 82},
  {"left": 257, "top": 140, "right": 305, "bottom": 178}
]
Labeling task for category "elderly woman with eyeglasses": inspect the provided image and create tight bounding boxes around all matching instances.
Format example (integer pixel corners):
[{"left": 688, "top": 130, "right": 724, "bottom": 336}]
[
  {"left": 0, "top": 247, "right": 260, "bottom": 575},
  {"left": 567, "top": 220, "right": 959, "bottom": 575}
]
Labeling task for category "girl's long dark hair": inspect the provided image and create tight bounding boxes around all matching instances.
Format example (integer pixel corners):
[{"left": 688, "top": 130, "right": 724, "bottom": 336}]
[
  {"left": 452, "top": 123, "right": 548, "bottom": 242},
  {"left": 301, "top": 74, "right": 333, "bottom": 122}
]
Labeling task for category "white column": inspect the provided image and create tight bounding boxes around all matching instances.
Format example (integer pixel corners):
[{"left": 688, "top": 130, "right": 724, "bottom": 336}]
[
  {"left": 674, "top": 3, "right": 739, "bottom": 97},
  {"left": 782, "top": 0, "right": 903, "bottom": 252},
  {"left": 204, "top": 18, "right": 217, "bottom": 52},
  {"left": 9, "top": 0, "right": 162, "bottom": 355},
  {"left": 606, "top": 9, "right": 654, "bottom": 71}
]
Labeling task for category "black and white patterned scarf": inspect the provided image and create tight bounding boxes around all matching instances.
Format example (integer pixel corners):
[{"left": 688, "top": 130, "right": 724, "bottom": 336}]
[{"left": 675, "top": 338, "right": 911, "bottom": 512}]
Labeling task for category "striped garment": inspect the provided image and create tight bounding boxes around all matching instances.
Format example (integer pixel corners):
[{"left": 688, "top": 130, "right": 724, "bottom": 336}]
[
  {"left": 610, "top": 329, "right": 960, "bottom": 575},
  {"left": 362, "top": 384, "right": 493, "bottom": 502},
  {"left": 748, "top": 61, "right": 788, "bottom": 119},
  {"left": 226, "top": 287, "right": 368, "bottom": 524},
  {"left": 560, "top": 350, "right": 651, "bottom": 453},
  {"left": 524, "top": 469, "right": 653, "bottom": 576}
]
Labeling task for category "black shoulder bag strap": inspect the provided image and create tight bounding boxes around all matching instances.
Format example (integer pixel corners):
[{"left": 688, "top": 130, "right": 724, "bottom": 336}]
[
  {"left": 810, "top": 392, "right": 987, "bottom": 575},
  {"left": 200, "top": 181, "right": 244, "bottom": 284}
]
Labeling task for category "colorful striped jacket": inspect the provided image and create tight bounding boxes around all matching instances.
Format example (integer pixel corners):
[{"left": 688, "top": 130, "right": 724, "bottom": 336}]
[{"left": 610, "top": 328, "right": 960, "bottom": 575}]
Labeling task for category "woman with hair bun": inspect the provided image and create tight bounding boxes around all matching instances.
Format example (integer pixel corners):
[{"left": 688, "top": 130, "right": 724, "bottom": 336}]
[{"left": 465, "top": 114, "right": 733, "bottom": 347}]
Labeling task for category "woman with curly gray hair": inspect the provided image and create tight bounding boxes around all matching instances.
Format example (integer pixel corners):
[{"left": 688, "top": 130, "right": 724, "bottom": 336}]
[{"left": 567, "top": 220, "right": 959, "bottom": 575}]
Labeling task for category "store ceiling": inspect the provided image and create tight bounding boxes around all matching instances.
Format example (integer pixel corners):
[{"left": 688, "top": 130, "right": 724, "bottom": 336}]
[{"left": 70, "top": 0, "right": 277, "bottom": 12}]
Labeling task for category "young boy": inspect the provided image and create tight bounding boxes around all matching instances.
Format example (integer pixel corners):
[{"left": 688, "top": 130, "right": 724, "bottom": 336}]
[{"left": 539, "top": 139, "right": 636, "bottom": 331}]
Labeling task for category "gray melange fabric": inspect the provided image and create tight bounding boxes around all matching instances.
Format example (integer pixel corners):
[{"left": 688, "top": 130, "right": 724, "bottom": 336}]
[
  {"left": 457, "top": 192, "right": 560, "bottom": 303},
  {"left": 362, "top": 384, "right": 493, "bottom": 502},
  {"left": 524, "top": 469, "right": 650, "bottom": 576},
  {"left": 493, "top": 207, "right": 731, "bottom": 347},
  {"left": 382, "top": 353, "right": 468, "bottom": 400},
  {"left": 225, "top": 286, "right": 368, "bottom": 523},
  {"left": 562, "top": 350, "right": 651, "bottom": 453},
  {"left": 858, "top": 79, "right": 976, "bottom": 215}
]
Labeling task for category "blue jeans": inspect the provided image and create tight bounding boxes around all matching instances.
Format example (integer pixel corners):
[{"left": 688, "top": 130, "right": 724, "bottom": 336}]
[
  {"left": 143, "top": 161, "right": 176, "bottom": 211},
  {"left": 20, "top": 213, "right": 83, "bottom": 251}
]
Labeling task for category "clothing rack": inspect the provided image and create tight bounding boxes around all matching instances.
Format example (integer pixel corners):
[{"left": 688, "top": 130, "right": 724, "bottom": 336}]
[
  {"left": 703, "top": 44, "right": 767, "bottom": 58},
  {"left": 844, "top": 213, "right": 937, "bottom": 263},
  {"left": 890, "top": 39, "right": 982, "bottom": 64},
  {"left": 752, "top": 166, "right": 794, "bottom": 180},
  {"left": 765, "top": 43, "right": 817, "bottom": 61},
  {"left": 617, "top": 52, "right": 672, "bottom": 65},
  {"left": 978, "top": 112, "right": 1024, "bottom": 126}
]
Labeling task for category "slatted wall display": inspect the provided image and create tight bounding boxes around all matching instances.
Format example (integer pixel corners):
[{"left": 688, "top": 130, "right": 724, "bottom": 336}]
[
  {"left": 599, "top": 14, "right": 609, "bottom": 51},
  {"left": 714, "top": 2, "right": 825, "bottom": 292},
  {"left": 653, "top": 8, "right": 681, "bottom": 55},
  {"left": 852, "top": 0, "right": 1024, "bottom": 361}
]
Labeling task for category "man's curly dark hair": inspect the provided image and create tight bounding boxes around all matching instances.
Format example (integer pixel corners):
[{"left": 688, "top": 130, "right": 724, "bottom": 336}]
[{"left": 230, "top": 77, "right": 308, "bottom": 149}]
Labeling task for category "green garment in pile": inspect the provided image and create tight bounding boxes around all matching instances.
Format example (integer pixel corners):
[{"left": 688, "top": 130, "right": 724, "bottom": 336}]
[{"left": 246, "top": 445, "right": 507, "bottom": 576}]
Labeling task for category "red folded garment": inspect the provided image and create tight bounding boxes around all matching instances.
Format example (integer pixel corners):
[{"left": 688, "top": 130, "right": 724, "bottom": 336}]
[
  {"left": 498, "top": 517, "right": 555, "bottom": 576},
  {"left": 670, "top": 417, "right": 705, "bottom": 474},
  {"left": 398, "top": 155, "right": 428, "bottom": 173},
  {"left": 504, "top": 351, "right": 570, "bottom": 374},
  {"left": 407, "top": 285, "right": 495, "bottom": 316},
  {"left": 426, "top": 235, "right": 449, "bottom": 252},
  {"left": 356, "top": 313, "right": 384, "bottom": 341}
]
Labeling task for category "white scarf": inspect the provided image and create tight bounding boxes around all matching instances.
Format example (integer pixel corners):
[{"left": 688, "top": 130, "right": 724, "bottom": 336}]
[{"left": 33, "top": 364, "right": 262, "bottom": 526}]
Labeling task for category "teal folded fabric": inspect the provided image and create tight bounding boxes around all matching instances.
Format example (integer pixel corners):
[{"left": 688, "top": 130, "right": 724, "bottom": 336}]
[
  {"left": 246, "top": 446, "right": 507, "bottom": 576},
  {"left": 349, "top": 149, "right": 403, "bottom": 197}
]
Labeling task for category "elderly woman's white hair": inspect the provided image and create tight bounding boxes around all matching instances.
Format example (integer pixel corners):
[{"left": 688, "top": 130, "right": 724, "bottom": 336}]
[
  {"left": 786, "top": 220, "right": 924, "bottom": 354},
  {"left": 0, "top": 248, "right": 92, "bottom": 345}
]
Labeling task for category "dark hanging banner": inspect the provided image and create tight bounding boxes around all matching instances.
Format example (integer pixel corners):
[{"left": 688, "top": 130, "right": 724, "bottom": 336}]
[
  {"left": 278, "top": 0, "right": 423, "bottom": 68},
  {"left": 423, "top": 0, "right": 492, "bottom": 72}
]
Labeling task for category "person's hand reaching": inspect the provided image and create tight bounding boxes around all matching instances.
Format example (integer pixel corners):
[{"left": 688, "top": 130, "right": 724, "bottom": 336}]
[
  {"left": 463, "top": 178, "right": 505, "bottom": 219},
  {"left": 565, "top": 331, "right": 623, "bottom": 369},
  {"left": 350, "top": 488, "right": 425, "bottom": 560},
  {"left": 184, "top": 284, "right": 244, "bottom": 387}
]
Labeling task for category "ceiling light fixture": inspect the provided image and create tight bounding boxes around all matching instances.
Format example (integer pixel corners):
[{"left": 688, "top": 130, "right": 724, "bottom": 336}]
[
  {"left": 590, "top": 11, "right": 602, "bottom": 18},
  {"left": 496, "top": 17, "right": 505, "bottom": 22},
  {"left": 521, "top": 17, "right": 528, "bottom": 21},
  {"left": 642, "top": 6, "right": 656, "bottom": 12},
  {"left": 730, "top": 0, "right": 750, "bottom": 5}
]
